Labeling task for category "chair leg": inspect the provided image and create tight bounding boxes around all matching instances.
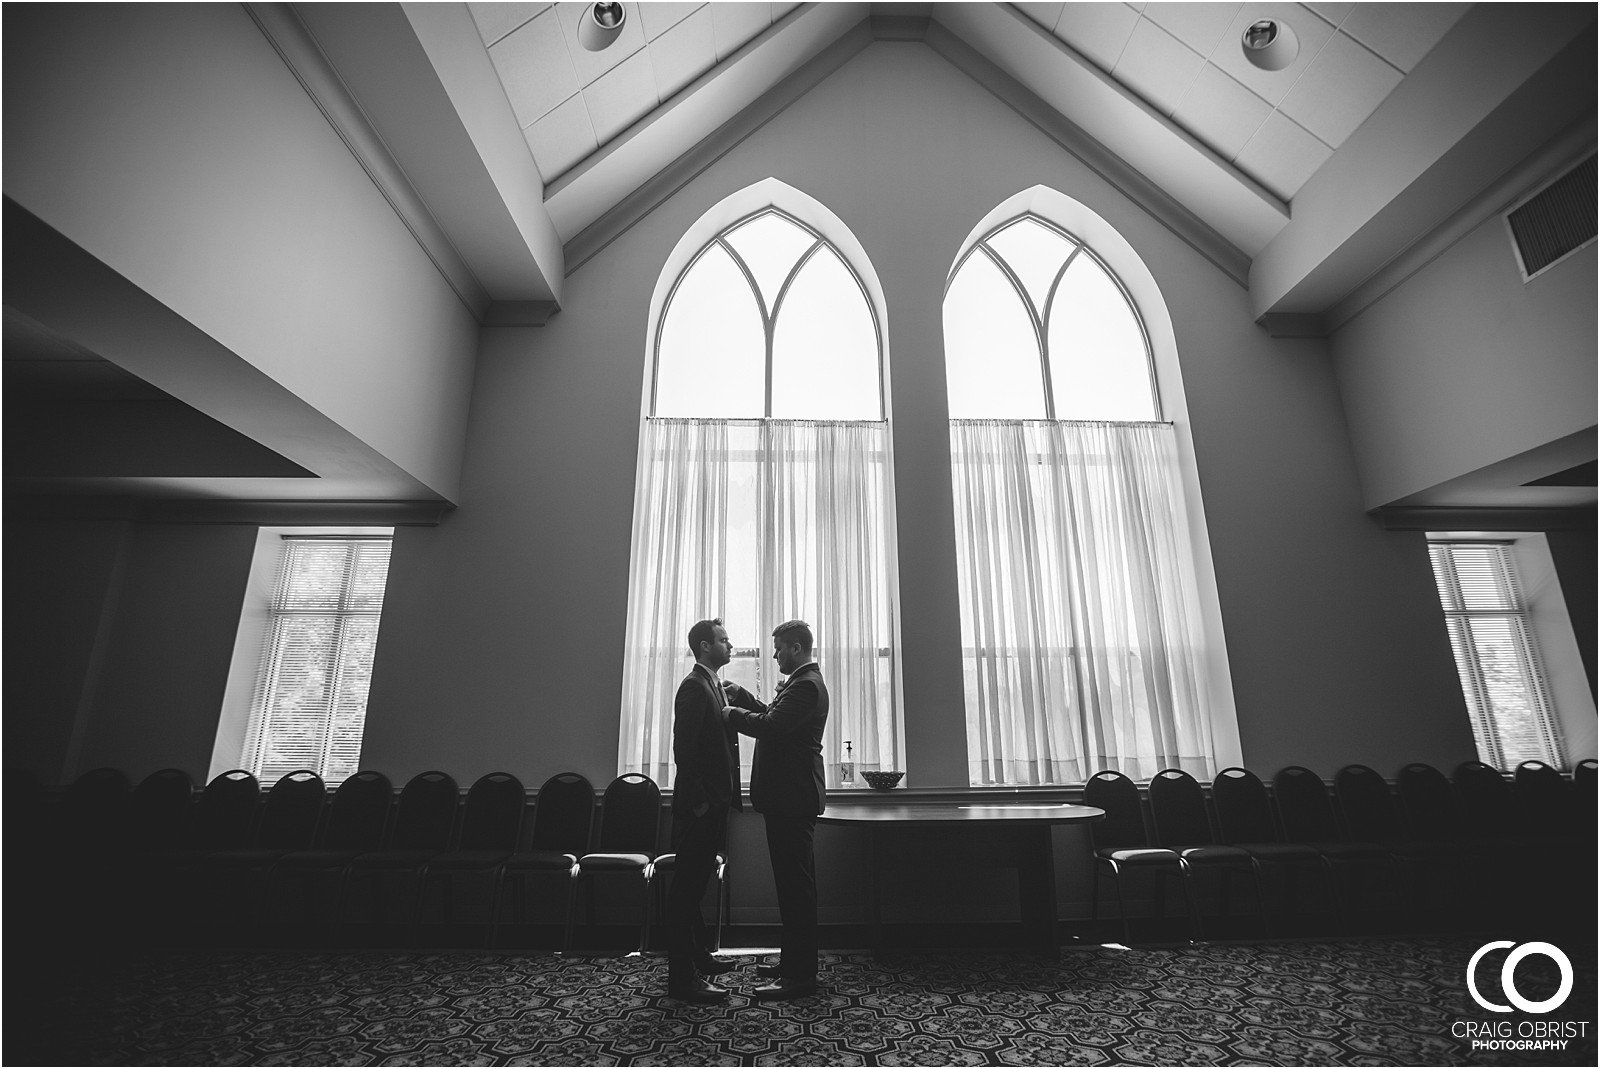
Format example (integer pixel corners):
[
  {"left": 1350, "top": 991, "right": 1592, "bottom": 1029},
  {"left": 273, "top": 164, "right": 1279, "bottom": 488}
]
[
  {"left": 410, "top": 867, "right": 435, "bottom": 939},
  {"left": 1088, "top": 861, "right": 1102, "bottom": 934},
  {"left": 712, "top": 862, "right": 727, "bottom": 953},
  {"left": 635, "top": 872, "right": 653, "bottom": 956},
  {"left": 1177, "top": 861, "right": 1202, "bottom": 943},
  {"left": 1108, "top": 864, "right": 1131, "bottom": 944},
  {"left": 562, "top": 873, "right": 580, "bottom": 954},
  {"left": 1249, "top": 861, "right": 1270, "bottom": 936}
]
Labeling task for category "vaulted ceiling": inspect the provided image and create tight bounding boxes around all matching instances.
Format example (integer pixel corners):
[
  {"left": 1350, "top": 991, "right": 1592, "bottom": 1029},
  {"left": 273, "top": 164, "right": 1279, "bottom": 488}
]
[{"left": 5, "top": 2, "right": 1595, "bottom": 509}]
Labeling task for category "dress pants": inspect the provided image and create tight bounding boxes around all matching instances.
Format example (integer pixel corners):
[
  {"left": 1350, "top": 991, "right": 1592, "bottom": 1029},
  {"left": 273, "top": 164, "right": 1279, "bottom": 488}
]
[
  {"left": 763, "top": 813, "right": 819, "bottom": 980},
  {"left": 665, "top": 802, "right": 727, "bottom": 987}
]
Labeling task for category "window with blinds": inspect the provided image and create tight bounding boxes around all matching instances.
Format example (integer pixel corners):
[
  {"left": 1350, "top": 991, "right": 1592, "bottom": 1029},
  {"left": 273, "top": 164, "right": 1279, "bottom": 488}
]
[
  {"left": 241, "top": 536, "right": 393, "bottom": 784},
  {"left": 1428, "top": 540, "right": 1565, "bottom": 770}
]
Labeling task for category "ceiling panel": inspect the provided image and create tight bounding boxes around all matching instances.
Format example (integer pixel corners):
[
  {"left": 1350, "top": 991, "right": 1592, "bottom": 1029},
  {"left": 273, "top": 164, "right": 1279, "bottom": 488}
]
[
  {"left": 1172, "top": 63, "right": 1274, "bottom": 160},
  {"left": 638, "top": 2, "right": 704, "bottom": 40},
  {"left": 1209, "top": 3, "right": 1336, "bottom": 107},
  {"left": 711, "top": 2, "right": 774, "bottom": 61},
  {"left": 1141, "top": 2, "right": 1241, "bottom": 58},
  {"left": 525, "top": 93, "right": 596, "bottom": 183},
  {"left": 468, "top": 2, "right": 548, "bottom": 47},
  {"left": 1112, "top": 16, "right": 1207, "bottom": 117},
  {"left": 1050, "top": 2, "right": 1140, "bottom": 71},
  {"left": 650, "top": 5, "right": 718, "bottom": 101},
  {"left": 1236, "top": 109, "right": 1333, "bottom": 200},
  {"left": 1278, "top": 29, "right": 1402, "bottom": 147},
  {"left": 557, "top": 0, "right": 649, "bottom": 86},
  {"left": 1340, "top": 1, "right": 1471, "bottom": 72},
  {"left": 584, "top": 47, "right": 660, "bottom": 143},
  {"left": 488, "top": 7, "right": 579, "bottom": 128}
]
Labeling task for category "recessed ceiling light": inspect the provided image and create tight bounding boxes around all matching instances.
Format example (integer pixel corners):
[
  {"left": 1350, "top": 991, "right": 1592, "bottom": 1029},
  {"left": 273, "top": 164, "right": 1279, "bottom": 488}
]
[
  {"left": 1241, "top": 17, "right": 1299, "bottom": 71},
  {"left": 579, "top": 2, "right": 626, "bottom": 52}
]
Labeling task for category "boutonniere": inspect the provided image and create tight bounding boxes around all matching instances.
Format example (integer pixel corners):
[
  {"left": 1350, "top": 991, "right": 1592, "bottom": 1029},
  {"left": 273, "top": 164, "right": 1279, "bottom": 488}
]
[{"left": 774, "top": 678, "right": 790, "bottom": 695}]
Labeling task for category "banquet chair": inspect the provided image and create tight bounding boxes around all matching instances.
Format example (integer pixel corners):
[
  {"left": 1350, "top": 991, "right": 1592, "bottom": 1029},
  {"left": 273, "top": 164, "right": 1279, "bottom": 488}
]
[
  {"left": 648, "top": 849, "right": 729, "bottom": 954},
  {"left": 48, "top": 767, "right": 133, "bottom": 933},
  {"left": 1272, "top": 765, "right": 1395, "bottom": 920},
  {"left": 200, "top": 769, "right": 326, "bottom": 924},
  {"left": 1083, "top": 769, "right": 1196, "bottom": 942},
  {"left": 1147, "top": 768, "right": 1265, "bottom": 936},
  {"left": 419, "top": 772, "right": 525, "bottom": 943},
  {"left": 270, "top": 770, "right": 393, "bottom": 926},
  {"left": 1210, "top": 766, "right": 1327, "bottom": 927},
  {"left": 1512, "top": 760, "right": 1572, "bottom": 841},
  {"left": 340, "top": 770, "right": 458, "bottom": 929},
  {"left": 566, "top": 774, "right": 660, "bottom": 955},
  {"left": 495, "top": 772, "right": 594, "bottom": 948}
]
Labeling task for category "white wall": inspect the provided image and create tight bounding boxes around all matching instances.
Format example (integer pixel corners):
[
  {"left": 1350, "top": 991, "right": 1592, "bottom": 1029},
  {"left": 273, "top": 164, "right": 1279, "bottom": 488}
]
[
  {"left": 361, "top": 42, "right": 1472, "bottom": 788},
  {"left": 1330, "top": 204, "right": 1597, "bottom": 509},
  {"left": 2, "top": 3, "right": 478, "bottom": 502}
]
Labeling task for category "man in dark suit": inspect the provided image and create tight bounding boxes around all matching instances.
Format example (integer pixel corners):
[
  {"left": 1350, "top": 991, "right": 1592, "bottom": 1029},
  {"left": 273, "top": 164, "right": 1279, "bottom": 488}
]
[
  {"left": 665, "top": 618, "right": 741, "bottom": 1003},
  {"left": 724, "top": 619, "right": 829, "bottom": 1001}
]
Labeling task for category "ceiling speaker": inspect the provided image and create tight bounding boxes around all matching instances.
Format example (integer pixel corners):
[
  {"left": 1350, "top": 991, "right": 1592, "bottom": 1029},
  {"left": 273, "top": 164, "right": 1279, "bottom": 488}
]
[{"left": 579, "top": 2, "right": 626, "bottom": 52}]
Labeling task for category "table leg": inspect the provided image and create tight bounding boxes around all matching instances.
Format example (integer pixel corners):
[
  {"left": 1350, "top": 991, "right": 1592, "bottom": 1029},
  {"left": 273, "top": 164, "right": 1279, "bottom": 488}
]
[
  {"left": 1015, "top": 826, "right": 1058, "bottom": 957},
  {"left": 868, "top": 825, "right": 882, "bottom": 954}
]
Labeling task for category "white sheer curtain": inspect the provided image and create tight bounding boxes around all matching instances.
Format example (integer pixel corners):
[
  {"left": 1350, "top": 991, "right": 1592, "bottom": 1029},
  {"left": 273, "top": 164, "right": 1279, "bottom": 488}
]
[
  {"left": 620, "top": 417, "right": 903, "bottom": 786},
  {"left": 949, "top": 419, "right": 1217, "bottom": 784}
]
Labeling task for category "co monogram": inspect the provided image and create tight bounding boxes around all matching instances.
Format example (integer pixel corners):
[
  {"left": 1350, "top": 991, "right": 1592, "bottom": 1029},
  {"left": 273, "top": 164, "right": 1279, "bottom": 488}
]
[{"left": 1467, "top": 941, "right": 1574, "bottom": 1014}]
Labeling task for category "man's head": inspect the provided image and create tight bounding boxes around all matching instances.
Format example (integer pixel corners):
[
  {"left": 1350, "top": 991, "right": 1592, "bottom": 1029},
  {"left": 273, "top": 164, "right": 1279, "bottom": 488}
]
[
  {"left": 688, "top": 617, "right": 733, "bottom": 669},
  {"left": 770, "top": 619, "right": 813, "bottom": 677}
]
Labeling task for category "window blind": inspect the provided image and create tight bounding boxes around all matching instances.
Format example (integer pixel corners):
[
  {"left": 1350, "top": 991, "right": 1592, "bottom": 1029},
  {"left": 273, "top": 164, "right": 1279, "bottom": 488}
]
[
  {"left": 242, "top": 537, "right": 393, "bottom": 785},
  {"left": 1428, "top": 542, "right": 1564, "bottom": 770}
]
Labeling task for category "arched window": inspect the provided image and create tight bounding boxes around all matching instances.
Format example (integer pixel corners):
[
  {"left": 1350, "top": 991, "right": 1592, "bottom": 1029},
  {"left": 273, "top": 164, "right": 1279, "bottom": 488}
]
[
  {"left": 944, "top": 216, "right": 1156, "bottom": 421},
  {"left": 621, "top": 191, "right": 904, "bottom": 787},
  {"left": 945, "top": 200, "right": 1222, "bottom": 786}
]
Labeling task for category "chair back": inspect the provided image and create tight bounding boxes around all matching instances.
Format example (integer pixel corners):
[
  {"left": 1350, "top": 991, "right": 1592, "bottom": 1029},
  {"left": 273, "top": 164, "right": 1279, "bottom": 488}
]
[
  {"left": 59, "top": 767, "right": 133, "bottom": 848},
  {"left": 1147, "top": 768, "right": 1214, "bottom": 847},
  {"left": 1451, "top": 761, "right": 1516, "bottom": 840},
  {"left": 530, "top": 772, "right": 595, "bottom": 854},
  {"left": 194, "top": 770, "right": 261, "bottom": 849},
  {"left": 130, "top": 768, "right": 195, "bottom": 850},
  {"left": 1082, "top": 770, "right": 1148, "bottom": 849},
  {"left": 1333, "top": 764, "right": 1398, "bottom": 841},
  {"left": 1273, "top": 766, "right": 1337, "bottom": 842},
  {"left": 390, "top": 771, "right": 459, "bottom": 850},
  {"left": 458, "top": 772, "right": 525, "bottom": 851},
  {"left": 1396, "top": 762, "right": 1465, "bottom": 840},
  {"left": 255, "top": 770, "right": 326, "bottom": 849},
  {"left": 1211, "top": 766, "right": 1279, "bottom": 843},
  {"left": 319, "top": 770, "right": 393, "bottom": 849},
  {"left": 596, "top": 774, "right": 661, "bottom": 855}
]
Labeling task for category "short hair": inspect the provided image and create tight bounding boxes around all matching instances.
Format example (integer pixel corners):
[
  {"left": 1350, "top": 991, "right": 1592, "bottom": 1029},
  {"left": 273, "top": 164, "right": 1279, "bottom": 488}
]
[
  {"left": 771, "top": 619, "right": 813, "bottom": 654},
  {"left": 687, "top": 618, "right": 723, "bottom": 657}
]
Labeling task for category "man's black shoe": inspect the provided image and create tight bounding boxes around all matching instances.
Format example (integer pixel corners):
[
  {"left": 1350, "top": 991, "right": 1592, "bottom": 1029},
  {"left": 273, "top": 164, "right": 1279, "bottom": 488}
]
[
  {"left": 752, "top": 977, "right": 817, "bottom": 1001},
  {"left": 667, "top": 980, "right": 730, "bottom": 1004},
  {"left": 752, "top": 962, "right": 783, "bottom": 979},
  {"left": 696, "top": 956, "right": 735, "bottom": 978}
]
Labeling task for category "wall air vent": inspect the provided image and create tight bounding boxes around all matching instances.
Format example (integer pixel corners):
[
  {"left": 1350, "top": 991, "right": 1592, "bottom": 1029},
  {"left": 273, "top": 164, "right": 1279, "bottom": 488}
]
[{"left": 1505, "top": 153, "right": 1596, "bottom": 281}]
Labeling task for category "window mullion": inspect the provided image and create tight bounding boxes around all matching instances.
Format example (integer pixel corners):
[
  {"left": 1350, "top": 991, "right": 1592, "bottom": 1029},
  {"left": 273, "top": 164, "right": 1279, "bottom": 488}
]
[{"left": 978, "top": 243, "right": 1051, "bottom": 419}]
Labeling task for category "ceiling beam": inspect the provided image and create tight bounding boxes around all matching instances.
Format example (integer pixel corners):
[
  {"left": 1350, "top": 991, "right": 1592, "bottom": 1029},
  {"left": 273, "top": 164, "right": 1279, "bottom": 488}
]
[
  {"left": 931, "top": 2, "right": 1287, "bottom": 259},
  {"left": 1250, "top": 4, "right": 1598, "bottom": 322},
  {"left": 5, "top": 199, "right": 445, "bottom": 504},
  {"left": 547, "top": 2, "right": 872, "bottom": 244},
  {"left": 285, "top": 1, "right": 564, "bottom": 317}
]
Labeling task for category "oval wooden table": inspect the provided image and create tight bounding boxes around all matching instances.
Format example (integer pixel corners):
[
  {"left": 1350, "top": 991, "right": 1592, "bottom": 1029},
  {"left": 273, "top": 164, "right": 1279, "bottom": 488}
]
[{"left": 818, "top": 800, "right": 1104, "bottom": 956}]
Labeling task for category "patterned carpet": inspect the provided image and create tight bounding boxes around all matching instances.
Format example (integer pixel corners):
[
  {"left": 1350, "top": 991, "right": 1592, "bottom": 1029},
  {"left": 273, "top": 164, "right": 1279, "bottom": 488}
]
[{"left": 16, "top": 937, "right": 1596, "bottom": 1067}]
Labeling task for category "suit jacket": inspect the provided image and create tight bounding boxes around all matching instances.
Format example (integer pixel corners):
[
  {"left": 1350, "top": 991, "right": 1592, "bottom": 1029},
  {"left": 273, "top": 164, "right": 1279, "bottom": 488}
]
[
  {"left": 727, "top": 662, "right": 829, "bottom": 817},
  {"left": 671, "top": 665, "right": 742, "bottom": 817}
]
